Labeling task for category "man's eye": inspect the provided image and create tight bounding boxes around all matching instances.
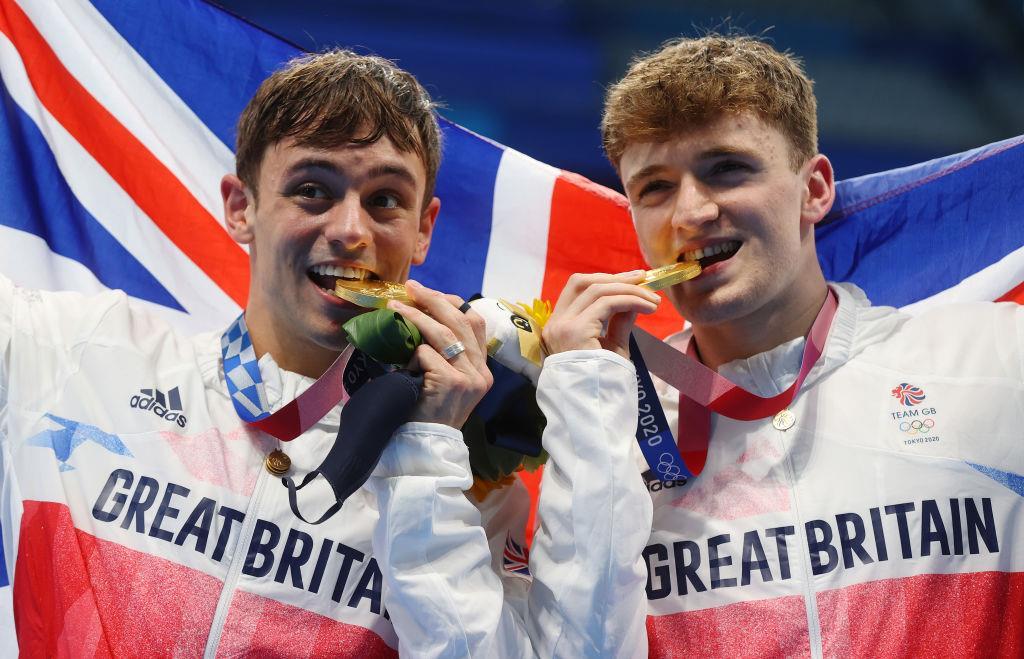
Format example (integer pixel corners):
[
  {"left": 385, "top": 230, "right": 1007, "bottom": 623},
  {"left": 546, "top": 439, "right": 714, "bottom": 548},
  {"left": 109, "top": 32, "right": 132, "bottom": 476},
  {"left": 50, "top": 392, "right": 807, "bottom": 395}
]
[
  {"left": 294, "top": 183, "right": 329, "bottom": 199},
  {"left": 709, "top": 161, "right": 748, "bottom": 176},
  {"left": 638, "top": 180, "right": 672, "bottom": 199},
  {"left": 369, "top": 193, "right": 400, "bottom": 209}
]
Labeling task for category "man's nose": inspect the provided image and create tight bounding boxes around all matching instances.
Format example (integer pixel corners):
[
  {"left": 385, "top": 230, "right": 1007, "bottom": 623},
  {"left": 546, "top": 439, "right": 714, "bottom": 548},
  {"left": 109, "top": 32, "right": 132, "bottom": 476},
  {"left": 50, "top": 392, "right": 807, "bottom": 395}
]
[
  {"left": 671, "top": 180, "right": 718, "bottom": 231},
  {"left": 324, "top": 193, "right": 371, "bottom": 249}
]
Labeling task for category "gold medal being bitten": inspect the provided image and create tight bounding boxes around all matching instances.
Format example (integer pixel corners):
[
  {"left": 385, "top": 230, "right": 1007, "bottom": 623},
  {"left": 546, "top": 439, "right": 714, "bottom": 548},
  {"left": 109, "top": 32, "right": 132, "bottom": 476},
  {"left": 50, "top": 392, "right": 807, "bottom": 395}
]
[
  {"left": 334, "top": 279, "right": 413, "bottom": 308},
  {"left": 642, "top": 261, "right": 701, "bottom": 292}
]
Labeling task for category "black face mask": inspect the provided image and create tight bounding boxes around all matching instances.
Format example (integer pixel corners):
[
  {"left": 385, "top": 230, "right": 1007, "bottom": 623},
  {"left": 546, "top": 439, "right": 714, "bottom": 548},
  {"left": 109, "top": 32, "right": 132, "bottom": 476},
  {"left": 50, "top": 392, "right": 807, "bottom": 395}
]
[{"left": 282, "top": 351, "right": 422, "bottom": 524}]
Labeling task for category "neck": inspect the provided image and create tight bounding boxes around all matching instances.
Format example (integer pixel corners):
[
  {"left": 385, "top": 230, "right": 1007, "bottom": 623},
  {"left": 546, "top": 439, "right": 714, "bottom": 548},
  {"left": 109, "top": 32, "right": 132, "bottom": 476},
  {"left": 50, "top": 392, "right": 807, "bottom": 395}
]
[
  {"left": 244, "top": 315, "right": 346, "bottom": 379},
  {"left": 691, "top": 281, "right": 829, "bottom": 371}
]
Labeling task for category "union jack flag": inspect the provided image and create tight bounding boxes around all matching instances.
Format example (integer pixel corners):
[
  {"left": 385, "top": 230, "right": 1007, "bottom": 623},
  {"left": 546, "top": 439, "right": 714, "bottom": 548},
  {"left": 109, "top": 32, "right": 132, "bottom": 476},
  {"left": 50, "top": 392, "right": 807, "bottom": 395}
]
[
  {"left": 891, "top": 383, "right": 927, "bottom": 406},
  {"left": 1, "top": 0, "right": 1023, "bottom": 653},
  {"left": 502, "top": 532, "right": 531, "bottom": 578}
]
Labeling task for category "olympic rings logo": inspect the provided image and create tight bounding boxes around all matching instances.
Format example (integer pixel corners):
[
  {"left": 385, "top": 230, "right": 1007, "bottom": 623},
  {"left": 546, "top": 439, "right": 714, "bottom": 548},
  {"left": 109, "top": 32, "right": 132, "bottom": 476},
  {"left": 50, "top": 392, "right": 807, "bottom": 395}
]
[
  {"left": 899, "top": 419, "right": 935, "bottom": 434},
  {"left": 657, "top": 453, "right": 683, "bottom": 478}
]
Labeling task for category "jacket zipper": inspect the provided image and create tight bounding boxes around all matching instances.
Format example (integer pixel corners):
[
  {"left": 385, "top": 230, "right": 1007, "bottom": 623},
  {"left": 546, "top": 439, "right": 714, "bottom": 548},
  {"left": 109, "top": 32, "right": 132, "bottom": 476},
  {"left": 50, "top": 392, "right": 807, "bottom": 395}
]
[
  {"left": 203, "top": 465, "right": 271, "bottom": 658},
  {"left": 778, "top": 428, "right": 824, "bottom": 659}
]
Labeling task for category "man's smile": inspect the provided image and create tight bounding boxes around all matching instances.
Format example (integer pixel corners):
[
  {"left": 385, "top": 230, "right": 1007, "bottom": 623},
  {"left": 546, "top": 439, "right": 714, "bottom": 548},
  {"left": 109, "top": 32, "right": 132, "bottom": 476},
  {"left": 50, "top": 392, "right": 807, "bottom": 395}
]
[
  {"left": 678, "top": 240, "right": 741, "bottom": 269},
  {"left": 307, "top": 264, "right": 379, "bottom": 294}
]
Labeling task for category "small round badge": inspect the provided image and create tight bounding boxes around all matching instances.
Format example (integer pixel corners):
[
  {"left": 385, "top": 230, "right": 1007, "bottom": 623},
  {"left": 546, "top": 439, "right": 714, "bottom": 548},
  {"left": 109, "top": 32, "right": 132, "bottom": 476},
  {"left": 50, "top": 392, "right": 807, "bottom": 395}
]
[
  {"left": 772, "top": 409, "right": 796, "bottom": 431},
  {"left": 265, "top": 449, "right": 291, "bottom": 476}
]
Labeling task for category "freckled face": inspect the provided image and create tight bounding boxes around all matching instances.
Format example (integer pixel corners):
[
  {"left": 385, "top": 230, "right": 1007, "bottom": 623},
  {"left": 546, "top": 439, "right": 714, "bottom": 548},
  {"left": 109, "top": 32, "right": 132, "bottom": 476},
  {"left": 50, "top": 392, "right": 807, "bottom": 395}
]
[
  {"left": 621, "top": 113, "right": 826, "bottom": 328},
  {"left": 226, "top": 136, "right": 438, "bottom": 366}
]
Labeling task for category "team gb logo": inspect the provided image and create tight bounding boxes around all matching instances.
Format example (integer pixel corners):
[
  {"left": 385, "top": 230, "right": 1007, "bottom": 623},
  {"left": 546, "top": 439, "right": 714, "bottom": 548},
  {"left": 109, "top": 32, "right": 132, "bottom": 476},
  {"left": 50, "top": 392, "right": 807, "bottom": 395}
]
[{"left": 891, "top": 382, "right": 926, "bottom": 406}]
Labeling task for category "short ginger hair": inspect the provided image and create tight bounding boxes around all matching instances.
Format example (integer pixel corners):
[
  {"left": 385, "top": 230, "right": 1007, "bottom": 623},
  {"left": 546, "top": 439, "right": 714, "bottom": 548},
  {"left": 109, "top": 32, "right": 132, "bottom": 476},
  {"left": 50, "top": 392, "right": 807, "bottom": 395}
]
[
  {"left": 602, "top": 34, "right": 817, "bottom": 170},
  {"left": 235, "top": 49, "right": 442, "bottom": 207}
]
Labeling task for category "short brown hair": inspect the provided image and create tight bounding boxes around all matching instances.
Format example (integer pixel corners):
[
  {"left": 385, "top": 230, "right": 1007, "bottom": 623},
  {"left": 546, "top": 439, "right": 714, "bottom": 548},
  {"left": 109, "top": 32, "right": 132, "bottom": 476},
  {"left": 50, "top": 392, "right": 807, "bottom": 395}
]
[
  {"left": 235, "top": 49, "right": 442, "bottom": 207},
  {"left": 602, "top": 34, "right": 817, "bottom": 170}
]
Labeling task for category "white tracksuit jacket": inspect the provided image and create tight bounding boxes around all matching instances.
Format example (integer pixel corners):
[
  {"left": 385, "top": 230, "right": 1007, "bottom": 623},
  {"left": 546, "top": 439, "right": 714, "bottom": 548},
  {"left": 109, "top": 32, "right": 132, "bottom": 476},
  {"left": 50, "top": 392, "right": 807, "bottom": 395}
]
[
  {"left": 0, "top": 274, "right": 651, "bottom": 658},
  {"left": 552, "top": 283, "right": 1023, "bottom": 657}
]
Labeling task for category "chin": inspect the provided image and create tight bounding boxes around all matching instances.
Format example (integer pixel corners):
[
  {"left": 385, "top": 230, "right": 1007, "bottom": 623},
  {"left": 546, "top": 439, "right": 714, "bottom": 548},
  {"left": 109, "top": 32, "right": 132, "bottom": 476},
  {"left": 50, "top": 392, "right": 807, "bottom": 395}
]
[
  {"left": 671, "top": 285, "right": 762, "bottom": 327},
  {"left": 306, "top": 326, "right": 351, "bottom": 353}
]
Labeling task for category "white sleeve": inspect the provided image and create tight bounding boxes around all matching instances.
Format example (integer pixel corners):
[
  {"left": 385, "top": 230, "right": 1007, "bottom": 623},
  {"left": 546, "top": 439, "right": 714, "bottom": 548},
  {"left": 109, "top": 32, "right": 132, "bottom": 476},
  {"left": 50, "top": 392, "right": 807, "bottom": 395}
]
[
  {"left": 368, "top": 349, "right": 652, "bottom": 658},
  {"left": 527, "top": 349, "right": 652, "bottom": 658},
  {"left": 367, "top": 422, "right": 532, "bottom": 658}
]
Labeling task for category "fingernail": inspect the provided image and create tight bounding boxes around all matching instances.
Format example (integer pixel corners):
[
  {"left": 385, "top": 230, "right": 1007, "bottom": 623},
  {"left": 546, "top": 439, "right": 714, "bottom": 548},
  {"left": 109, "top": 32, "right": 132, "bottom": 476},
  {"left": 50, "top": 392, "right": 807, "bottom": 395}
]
[{"left": 406, "top": 279, "right": 422, "bottom": 289}]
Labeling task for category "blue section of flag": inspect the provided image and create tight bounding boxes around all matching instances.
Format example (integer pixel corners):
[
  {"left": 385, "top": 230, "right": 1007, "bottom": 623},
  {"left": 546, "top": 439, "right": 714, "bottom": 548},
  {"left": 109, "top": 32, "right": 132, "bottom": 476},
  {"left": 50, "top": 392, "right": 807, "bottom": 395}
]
[
  {"left": 0, "top": 80, "right": 183, "bottom": 310},
  {"left": 968, "top": 462, "right": 1024, "bottom": 498},
  {"left": 89, "top": 0, "right": 300, "bottom": 151},
  {"left": 410, "top": 119, "right": 504, "bottom": 299},
  {"left": 818, "top": 136, "right": 1024, "bottom": 307}
]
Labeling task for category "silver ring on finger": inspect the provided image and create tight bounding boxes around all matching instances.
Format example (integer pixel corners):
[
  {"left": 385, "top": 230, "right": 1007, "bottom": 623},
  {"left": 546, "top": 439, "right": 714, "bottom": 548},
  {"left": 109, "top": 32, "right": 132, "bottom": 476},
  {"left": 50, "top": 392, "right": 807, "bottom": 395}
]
[{"left": 441, "top": 341, "right": 466, "bottom": 361}]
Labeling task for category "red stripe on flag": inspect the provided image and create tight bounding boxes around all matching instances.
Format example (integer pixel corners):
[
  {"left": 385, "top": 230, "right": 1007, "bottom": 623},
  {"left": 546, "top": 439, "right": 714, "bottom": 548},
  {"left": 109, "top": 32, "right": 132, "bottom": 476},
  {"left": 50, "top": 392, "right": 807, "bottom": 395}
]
[
  {"left": 543, "top": 171, "right": 684, "bottom": 338},
  {"left": 0, "top": 0, "right": 249, "bottom": 306},
  {"left": 817, "top": 571, "right": 1024, "bottom": 657},
  {"left": 997, "top": 280, "right": 1024, "bottom": 304}
]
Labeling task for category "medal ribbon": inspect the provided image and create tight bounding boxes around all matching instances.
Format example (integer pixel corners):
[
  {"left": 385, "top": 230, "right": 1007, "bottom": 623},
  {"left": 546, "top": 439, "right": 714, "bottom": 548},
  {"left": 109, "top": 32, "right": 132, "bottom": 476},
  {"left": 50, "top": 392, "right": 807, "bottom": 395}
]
[
  {"left": 631, "top": 289, "right": 838, "bottom": 480},
  {"left": 629, "top": 334, "right": 693, "bottom": 482},
  {"left": 221, "top": 313, "right": 354, "bottom": 441}
]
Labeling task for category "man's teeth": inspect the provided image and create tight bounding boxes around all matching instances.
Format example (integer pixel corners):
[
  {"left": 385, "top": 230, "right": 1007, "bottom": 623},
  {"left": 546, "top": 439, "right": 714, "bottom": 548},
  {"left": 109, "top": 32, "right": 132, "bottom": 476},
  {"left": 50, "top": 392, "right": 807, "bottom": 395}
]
[
  {"left": 309, "top": 264, "right": 372, "bottom": 280},
  {"left": 682, "top": 241, "right": 740, "bottom": 262}
]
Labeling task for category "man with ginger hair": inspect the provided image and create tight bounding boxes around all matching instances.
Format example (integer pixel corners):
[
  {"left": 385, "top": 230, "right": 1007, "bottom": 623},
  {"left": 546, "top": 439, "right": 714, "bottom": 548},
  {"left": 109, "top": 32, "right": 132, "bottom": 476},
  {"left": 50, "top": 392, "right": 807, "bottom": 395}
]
[
  {"left": 542, "top": 34, "right": 1023, "bottom": 656},
  {"left": 0, "top": 48, "right": 649, "bottom": 657}
]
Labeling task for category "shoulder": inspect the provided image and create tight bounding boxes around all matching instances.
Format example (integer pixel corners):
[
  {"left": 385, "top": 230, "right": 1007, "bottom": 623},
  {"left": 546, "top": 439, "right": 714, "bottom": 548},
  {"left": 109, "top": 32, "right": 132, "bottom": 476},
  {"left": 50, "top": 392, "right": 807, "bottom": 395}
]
[
  {"left": 907, "top": 299, "right": 1022, "bottom": 335},
  {"left": 846, "top": 292, "right": 1023, "bottom": 381},
  {"left": 912, "top": 300, "right": 1022, "bottom": 378},
  {"left": 4, "top": 275, "right": 209, "bottom": 366},
  {"left": 4, "top": 278, "right": 132, "bottom": 351},
  {"left": 899, "top": 299, "right": 1019, "bottom": 353}
]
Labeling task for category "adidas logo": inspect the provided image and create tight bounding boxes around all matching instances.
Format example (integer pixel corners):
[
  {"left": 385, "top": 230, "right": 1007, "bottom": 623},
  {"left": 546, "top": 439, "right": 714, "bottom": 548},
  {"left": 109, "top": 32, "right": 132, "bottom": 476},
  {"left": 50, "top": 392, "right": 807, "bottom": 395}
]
[{"left": 130, "top": 387, "right": 187, "bottom": 428}]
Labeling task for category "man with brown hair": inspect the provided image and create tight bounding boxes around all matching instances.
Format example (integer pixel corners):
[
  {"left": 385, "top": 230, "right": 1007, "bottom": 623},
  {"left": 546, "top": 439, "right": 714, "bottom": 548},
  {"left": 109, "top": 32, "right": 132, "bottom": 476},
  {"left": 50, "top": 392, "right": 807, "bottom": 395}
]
[
  {"left": 543, "top": 34, "right": 1023, "bottom": 656},
  {"left": 0, "top": 48, "right": 647, "bottom": 657}
]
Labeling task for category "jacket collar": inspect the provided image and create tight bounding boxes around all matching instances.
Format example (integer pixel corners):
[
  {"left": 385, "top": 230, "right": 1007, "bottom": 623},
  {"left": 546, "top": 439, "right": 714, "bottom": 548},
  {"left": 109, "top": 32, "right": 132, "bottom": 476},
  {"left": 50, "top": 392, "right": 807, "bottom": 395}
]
[{"left": 664, "top": 283, "right": 903, "bottom": 397}]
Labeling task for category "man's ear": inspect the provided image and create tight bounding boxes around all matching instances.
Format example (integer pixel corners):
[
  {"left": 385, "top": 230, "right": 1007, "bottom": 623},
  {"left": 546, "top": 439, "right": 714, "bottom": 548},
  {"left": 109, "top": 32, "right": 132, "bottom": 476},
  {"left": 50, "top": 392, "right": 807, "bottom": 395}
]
[
  {"left": 800, "top": 154, "right": 836, "bottom": 226},
  {"left": 411, "top": 196, "right": 441, "bottom": 265},
  {"left": 222, "top": 174, "right": 256, "bottom": 244}
]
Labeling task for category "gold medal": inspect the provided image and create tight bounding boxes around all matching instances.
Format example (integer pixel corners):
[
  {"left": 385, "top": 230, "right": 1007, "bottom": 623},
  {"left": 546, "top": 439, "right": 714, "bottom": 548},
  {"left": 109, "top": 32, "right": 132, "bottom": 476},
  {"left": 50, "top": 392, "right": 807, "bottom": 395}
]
[
  {"left": 642, "top": 261, "right": 701, "bottom": 292},
  {"left": 265, "top": 449, "right": 292, "bottom": 476},
  {"left": 772, "top": 409, "right": 796, "bottom": 431},
  {"left": 334, "top": 279, "right": 412, "bottom": 309}
]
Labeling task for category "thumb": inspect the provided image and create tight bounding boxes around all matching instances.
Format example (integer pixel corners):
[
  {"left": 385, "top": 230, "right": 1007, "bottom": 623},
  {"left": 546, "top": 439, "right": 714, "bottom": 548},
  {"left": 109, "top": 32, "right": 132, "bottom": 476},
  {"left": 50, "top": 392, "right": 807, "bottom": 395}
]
[{"left": 602, "top": 310, "right": 639, "bottom": 357}]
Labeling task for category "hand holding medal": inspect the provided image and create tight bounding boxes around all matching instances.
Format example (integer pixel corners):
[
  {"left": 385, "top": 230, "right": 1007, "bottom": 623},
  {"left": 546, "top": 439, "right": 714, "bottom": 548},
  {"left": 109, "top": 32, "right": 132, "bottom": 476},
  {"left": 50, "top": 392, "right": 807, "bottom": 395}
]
[
  {"left": 542, "top": 262, "right": 700, "bottom": 358},
  {"left": 335, "top": 278, "right": 493, "bottom": 430}
]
